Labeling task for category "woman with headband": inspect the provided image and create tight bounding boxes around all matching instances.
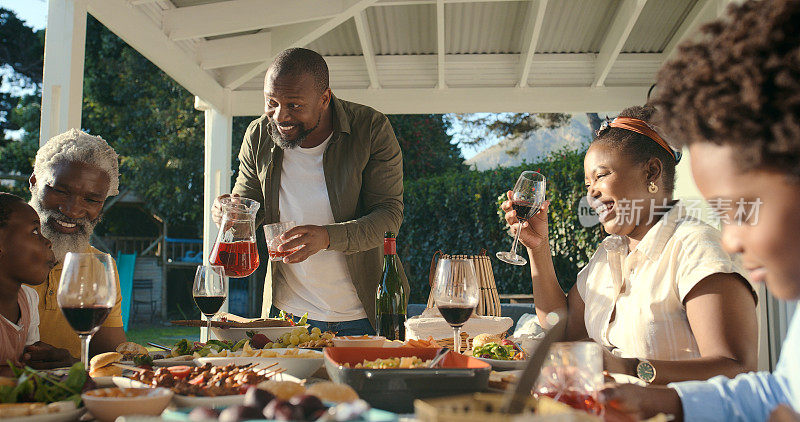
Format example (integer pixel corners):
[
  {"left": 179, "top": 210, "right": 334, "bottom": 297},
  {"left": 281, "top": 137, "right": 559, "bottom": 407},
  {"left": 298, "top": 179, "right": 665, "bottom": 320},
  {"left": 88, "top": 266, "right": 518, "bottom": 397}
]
[{"left": 500, "top": 105, "right": 758, "bottom": 384}]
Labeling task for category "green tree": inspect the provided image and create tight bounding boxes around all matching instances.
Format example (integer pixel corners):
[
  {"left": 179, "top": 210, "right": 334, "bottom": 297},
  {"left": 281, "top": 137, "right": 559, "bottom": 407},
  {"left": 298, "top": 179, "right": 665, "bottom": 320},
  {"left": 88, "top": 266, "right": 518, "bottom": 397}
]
[{"left": 388, "top": 114, "right": 464, "bottom": 180}]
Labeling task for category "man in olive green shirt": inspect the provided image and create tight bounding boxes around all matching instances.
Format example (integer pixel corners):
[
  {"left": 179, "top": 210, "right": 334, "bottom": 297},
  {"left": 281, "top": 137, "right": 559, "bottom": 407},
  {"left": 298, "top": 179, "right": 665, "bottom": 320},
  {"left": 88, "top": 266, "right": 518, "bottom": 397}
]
[{"left": 213, "top": 48, "right": 407, "bottom": 335}]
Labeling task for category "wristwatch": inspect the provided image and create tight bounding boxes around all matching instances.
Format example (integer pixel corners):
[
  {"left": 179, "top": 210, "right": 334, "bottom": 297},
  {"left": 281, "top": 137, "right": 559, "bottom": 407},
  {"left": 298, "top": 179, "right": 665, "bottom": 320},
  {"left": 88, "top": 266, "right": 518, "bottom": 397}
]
[{"left": 636, "top": 359, "right": 656, "bottom": 383}]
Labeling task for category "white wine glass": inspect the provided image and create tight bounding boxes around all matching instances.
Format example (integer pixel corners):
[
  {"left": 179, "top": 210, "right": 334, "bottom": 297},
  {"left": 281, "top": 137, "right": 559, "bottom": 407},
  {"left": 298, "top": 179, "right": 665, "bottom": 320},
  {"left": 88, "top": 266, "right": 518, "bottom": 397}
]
[
  {"left": 57, "top": 252, "right": 117, "bottom": 368},
  {"left": 496, "top": 171, "right": 546, "bottom": 266}
]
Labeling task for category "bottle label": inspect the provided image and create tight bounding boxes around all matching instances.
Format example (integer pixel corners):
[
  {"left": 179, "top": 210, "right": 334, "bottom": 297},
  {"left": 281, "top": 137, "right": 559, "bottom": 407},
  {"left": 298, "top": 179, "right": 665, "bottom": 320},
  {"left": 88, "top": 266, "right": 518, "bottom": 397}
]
[{"left": 384, "top": 238, "right": 396, "bottom": 255}]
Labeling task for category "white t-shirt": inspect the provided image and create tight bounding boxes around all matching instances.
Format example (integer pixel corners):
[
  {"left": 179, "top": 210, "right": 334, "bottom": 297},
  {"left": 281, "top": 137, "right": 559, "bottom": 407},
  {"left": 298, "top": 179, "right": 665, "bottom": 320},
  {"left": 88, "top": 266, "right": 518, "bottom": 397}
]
[
  {"left": 576, "top": 201, "right": 752, "bottom": 361},
  {"left": 1, "top": 285, "right": 41, "bottom": 346},
  {"left": 273, "top": 134, "right": 368, "bottom": 322}
]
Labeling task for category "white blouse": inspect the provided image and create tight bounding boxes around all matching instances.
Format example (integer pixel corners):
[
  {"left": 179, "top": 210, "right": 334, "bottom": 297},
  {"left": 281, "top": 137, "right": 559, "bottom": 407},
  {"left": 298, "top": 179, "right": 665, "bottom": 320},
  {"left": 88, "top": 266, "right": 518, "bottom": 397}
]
[{"left": 576, "top": 201, "right": 751, "bottom": 361}]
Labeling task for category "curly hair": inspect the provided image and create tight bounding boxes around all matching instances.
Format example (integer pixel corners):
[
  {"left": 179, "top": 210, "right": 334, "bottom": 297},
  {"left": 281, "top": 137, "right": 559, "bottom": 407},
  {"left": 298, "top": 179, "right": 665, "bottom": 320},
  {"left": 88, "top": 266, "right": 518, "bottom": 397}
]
[
  {"left": 33, "top": 129, "right": 120, "bottom": 197},
  {"left": 0, "top": 192, "right": 25, "bottom": 228},
  {"left": 652, "top": 0, "right": 800, "bottom": 181},
  {"left": 592, "top": 105, "right": 677, "bottom": 194}
]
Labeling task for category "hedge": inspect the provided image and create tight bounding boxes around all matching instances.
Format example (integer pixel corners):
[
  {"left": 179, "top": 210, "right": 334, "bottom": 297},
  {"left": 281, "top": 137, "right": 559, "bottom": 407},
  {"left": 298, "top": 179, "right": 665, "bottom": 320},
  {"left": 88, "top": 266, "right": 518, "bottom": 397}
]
[{"left": 398, "top": 146, "right": 605, "bottom": 303}]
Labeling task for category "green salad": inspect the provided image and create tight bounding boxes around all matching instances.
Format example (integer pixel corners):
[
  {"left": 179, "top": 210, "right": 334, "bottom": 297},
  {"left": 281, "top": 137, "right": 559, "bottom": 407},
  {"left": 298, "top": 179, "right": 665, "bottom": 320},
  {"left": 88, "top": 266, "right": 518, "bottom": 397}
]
[
  {"left": 0, "top": 362, "right": 90, "bottom": 406},
  {"left": 170, "top": 338, "right": 248, "bottom": 357},
  {"left": 472, "top": 342, "right": 523, "bottom": 361}
]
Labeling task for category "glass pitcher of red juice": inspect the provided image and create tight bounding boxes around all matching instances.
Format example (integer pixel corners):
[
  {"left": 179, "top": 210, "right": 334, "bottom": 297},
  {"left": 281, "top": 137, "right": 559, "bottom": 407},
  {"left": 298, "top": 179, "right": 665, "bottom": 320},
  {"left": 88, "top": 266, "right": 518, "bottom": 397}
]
[{"left": 209, "top": 197, "right": 260, "bottom": 278}]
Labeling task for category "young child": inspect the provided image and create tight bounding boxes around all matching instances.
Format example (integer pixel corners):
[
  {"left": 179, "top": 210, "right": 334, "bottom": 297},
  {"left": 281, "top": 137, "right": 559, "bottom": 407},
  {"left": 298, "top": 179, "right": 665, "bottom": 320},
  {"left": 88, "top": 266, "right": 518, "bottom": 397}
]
[
  {"left": 0, "top": 193, "right": 71, "bottom": 373},
  {"left": 600, "top": 0, "right": 800, "bottom": 420}
]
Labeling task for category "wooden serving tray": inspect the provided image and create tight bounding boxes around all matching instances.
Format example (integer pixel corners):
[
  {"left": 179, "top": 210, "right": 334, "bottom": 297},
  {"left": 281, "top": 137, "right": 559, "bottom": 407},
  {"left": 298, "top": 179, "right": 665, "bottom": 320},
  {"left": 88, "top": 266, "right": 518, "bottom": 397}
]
[{"left": 170, "top": 319, "right": 293, "bottom": 328}]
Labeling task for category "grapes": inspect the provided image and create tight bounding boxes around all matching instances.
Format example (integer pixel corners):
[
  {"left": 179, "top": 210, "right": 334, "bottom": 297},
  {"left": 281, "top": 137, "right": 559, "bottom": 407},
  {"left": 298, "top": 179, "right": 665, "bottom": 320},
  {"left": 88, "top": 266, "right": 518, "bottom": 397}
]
[
  {"left": 311, "top": 327, "right": 322, "bottom": 335},
  {"left": 310, "top": 333, "right": 321, "bottom": 340},
  {"left": 218, "top": 405, "right": 263, "bottom": 422},
  {"left": 289, "top": 334, "right": 300, "bottom": 345},
  {"left": 244, "top": 386, "right": 275, "bottom": 409},
  {"left": 188, "top": 407, "right": 219, "bottom": 422},
  {"left": 299, "top": 333, "right": 311, "bottom": 343}
]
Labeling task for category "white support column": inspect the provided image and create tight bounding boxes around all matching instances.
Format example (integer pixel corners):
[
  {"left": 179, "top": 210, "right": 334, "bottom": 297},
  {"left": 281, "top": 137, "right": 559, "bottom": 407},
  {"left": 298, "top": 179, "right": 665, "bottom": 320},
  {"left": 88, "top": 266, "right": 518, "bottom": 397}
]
[
  {"left": 199, "top": 99, "right": 232, "bottom": 341},
  {"left": 436, "top": 0, "right": 446, "bottom": 89},
  {"left": 39, "top": 0, "right": 88, "bottom": 146}
]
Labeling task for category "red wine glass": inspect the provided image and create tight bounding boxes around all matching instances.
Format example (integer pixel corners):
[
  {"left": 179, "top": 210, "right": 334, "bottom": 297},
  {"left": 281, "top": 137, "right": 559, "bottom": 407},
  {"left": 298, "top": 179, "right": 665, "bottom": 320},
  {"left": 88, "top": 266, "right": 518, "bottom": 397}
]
[
  {"left": 496, "top": 171, "right": 546, "bottom": 266},
  {"left": 57, "top": 252, "right": 117, "bottom": 368},
  {"left": 193, "top": 265, "right": 227, "bottom": 335},
  {"left": 433, "top": 258, "right": 479, "bottom": 354}
]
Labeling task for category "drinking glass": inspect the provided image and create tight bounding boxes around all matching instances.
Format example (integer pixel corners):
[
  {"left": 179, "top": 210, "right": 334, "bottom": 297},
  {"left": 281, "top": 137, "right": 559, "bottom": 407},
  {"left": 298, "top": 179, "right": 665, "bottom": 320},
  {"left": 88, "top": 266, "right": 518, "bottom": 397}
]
[
  {"left": 264, "top": 221, "right": 301, "bottom": 261},
  {"left": 193, "top": 265, "right": 227, "bottom": 333},
  {"left": 534, "top": 342, "right": 604, "bottom": 415},
  {"left": 432, "top": 258, "right": 479, "bottom": 354},
  {"left": 57, "top": 252, "right": 117, "bottom": 368},
  {"left": 496, "top": 171, "right": 546, "bottom": 266}
]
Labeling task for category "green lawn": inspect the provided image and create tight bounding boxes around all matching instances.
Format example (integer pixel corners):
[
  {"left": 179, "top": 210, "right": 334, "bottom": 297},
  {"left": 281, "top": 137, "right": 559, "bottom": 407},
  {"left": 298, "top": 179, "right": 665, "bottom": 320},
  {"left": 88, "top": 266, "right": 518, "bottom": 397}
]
[{"left": 125, "top": 325, "right": 200, "bottom": 351}]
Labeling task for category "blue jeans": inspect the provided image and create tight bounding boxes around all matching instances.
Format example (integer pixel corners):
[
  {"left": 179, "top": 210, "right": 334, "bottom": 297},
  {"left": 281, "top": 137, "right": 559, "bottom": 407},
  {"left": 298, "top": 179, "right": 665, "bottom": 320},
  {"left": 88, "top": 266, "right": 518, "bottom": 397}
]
[{"left": 269, "top": 306, "right": 375, "bottom": 336}]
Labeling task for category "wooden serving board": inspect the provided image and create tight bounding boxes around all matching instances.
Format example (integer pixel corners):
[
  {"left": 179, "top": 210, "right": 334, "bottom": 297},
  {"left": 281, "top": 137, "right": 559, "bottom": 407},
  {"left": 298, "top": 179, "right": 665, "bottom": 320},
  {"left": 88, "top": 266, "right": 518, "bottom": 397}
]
[{"left": 170, "top": 319, "right": 293, "bottom": 328}]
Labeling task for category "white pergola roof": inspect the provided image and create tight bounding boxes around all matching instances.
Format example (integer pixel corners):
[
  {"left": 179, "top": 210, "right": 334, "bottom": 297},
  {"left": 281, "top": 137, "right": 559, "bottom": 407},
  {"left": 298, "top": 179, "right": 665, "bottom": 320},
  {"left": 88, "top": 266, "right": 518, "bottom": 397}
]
[{"left": 77, "top": 0, "right": 727, "bottom": 116}]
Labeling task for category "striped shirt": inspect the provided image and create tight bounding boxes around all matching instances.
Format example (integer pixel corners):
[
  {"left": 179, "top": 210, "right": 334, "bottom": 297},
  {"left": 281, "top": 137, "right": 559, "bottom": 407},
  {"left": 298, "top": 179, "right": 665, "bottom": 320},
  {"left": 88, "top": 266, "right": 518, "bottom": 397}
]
[{"left": 576, "top": 201, "right": 750, "bottom": 361}]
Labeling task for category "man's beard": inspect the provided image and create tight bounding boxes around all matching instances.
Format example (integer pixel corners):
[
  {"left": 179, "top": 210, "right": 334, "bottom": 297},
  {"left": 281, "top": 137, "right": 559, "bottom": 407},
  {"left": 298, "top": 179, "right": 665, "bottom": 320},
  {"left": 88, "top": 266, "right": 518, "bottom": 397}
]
[
  {"left": 267, "top": 114, "right": 321, "bottom": 149},
  {"left": 30, "top": 186, "right": 102, "bottom": 263}
]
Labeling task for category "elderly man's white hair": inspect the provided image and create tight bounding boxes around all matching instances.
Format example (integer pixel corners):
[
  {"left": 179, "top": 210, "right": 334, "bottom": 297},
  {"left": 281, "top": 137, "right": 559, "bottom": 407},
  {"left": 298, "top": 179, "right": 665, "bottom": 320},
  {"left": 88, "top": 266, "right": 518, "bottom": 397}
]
[{"left": 33, "top": 128, "right": 120, "bottom": 197}]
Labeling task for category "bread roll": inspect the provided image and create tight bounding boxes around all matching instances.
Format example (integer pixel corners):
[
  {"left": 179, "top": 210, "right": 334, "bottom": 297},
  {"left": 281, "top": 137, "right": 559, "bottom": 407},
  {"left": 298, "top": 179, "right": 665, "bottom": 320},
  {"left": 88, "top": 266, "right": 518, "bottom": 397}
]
[
  {"left": 89, "top": 351, "right": 122, "bottom": 377},
  {"left": 256, "top": 380, "right": 306, "bottom": 400},
  {"left": 306, "top": 382, "right": 359, "bottom": 403},
  {"left": 89, "top": 364, "right": 123, "bottom": 378},
  {"left": 116, "top": 342, "right": 148, "bottom": 358},
  {"left": 471, "top": 333, "right": 501, "bottom": 349}
]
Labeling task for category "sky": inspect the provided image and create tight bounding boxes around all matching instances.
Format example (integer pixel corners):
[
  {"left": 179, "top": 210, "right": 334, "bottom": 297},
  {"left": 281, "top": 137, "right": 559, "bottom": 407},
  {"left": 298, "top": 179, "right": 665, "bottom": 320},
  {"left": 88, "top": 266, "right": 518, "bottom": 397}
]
[
  {"left": 0, "top": 0, "right": 47, "bottom": 29},
  {"left": 0, "top": 1, "right": 500, "bottom": 158}
]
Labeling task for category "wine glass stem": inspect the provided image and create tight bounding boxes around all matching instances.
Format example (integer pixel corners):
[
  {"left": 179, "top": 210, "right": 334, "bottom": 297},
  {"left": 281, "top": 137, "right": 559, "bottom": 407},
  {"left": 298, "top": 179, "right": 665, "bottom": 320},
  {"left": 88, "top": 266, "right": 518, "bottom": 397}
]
[
  {"left": 508, "top": 219, "right": 524, "bottom": 256},
  {"left": 453, "top": 326, "right": 462, "bottom": 354},
  {"left": 207, "top": 314, "right": 213, "bottom": 340},
  {"left": 79, "top": 334, "right": 91, "bottom": 368}
]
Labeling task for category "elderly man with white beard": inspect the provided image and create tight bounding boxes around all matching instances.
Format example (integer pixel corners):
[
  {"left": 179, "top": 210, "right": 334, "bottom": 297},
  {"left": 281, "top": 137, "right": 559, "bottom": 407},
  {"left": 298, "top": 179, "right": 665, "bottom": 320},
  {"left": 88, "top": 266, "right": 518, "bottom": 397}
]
[{"left": 27, "top": 129, "right": 126, "bottom": 361}]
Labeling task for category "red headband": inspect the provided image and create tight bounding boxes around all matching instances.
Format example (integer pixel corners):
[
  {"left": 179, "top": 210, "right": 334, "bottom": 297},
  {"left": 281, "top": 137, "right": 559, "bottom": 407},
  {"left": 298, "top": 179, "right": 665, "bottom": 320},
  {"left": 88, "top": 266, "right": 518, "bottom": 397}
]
[{"left": 609, "top": 117, "right": 678, "bottom": 161}]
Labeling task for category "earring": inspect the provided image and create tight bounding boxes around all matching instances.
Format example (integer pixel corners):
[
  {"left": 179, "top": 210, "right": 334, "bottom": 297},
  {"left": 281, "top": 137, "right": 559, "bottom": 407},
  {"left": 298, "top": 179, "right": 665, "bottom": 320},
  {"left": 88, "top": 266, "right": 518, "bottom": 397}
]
[{"left": 648, "top": 181, "right": 658, "bottom": 193}]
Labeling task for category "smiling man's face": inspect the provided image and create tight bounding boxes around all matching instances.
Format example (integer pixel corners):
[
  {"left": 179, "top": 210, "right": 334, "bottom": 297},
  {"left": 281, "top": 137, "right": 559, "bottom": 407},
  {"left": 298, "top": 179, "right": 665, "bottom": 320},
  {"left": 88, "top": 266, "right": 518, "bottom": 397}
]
[{"left": 29, "top": 160, "right": 109, "bottom": 262}]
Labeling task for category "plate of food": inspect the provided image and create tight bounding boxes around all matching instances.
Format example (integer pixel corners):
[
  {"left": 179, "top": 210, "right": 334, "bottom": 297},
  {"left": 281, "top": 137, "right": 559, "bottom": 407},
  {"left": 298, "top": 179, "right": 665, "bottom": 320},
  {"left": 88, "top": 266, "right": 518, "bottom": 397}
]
[
  {"left": 468, "top": 335, "right": 526, "bottom": 371},
  {"left": 112, "top": 363, "right": 293, "bottom": 408},
  {"left": 81, "top": 387, "right": 172, "bottom": 422},
  {"left": 114, "top": 342, "right": 191, "bottom": 368},
  {"left": 331, "top": 335, "right": 386, "bottom": 348},
  {"left": 0, "top": 363, "right": 92, "bottom": 422},
  {"left": 194, "top": 347, "right": 324, "bottom": 379},
  {"left": 0, "top": 402, "right": 84, "bottom": 422}
]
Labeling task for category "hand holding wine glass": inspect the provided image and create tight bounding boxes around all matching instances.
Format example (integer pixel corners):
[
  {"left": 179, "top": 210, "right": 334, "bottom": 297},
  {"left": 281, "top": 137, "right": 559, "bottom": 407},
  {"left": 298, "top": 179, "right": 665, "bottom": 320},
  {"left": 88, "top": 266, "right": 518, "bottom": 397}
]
[
  {"left": 500, "top": 190, "right": 550, "bottom": 250},
  {"left": 193, "top": 265, "right": 227, "bottom": 333},
  {"left": 57, "top": 252, "right": 117, "bottom": 368},
  {"left": 433, "top": 258, "right": 479, "bottom": 354},
  {"left": 496, "top": 171, "right": 546, "bottom": 266}
]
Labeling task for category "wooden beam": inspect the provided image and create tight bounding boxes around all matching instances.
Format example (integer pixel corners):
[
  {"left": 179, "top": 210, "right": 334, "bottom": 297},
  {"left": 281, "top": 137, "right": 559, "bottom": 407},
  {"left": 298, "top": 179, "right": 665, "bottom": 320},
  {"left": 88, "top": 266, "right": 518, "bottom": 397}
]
[
  {"left": 376, "top": 0, "right": 518, "bottom": 5},
  {"left": 198, "top": 32, "right": 271, "bottom": 70},
  {"left": 163, "top": 0, "right": 355, "bottom": 41},
  {"left": 517, "top": 0, "right": 547, "bottom": 88},
  {"left": 223, "top": 0, "right": 380, "bottom": 90},
  {"left": 87, "top": 0, "right": 227, "bottom": 112},
  {"left": 230, "top": 86, "right": 649, "bottom": 115},
  {"left": 592, "top": 0, "right": 648, "bottom": 87},
  {"left": 662, "top": 0, "right": 715, "bottom": 59},
  {"left": 353, "top": 11, "right": 380, "bottom": 88},
  {"left": 436, "top": 0, "right": 446, "bottom": 89}
]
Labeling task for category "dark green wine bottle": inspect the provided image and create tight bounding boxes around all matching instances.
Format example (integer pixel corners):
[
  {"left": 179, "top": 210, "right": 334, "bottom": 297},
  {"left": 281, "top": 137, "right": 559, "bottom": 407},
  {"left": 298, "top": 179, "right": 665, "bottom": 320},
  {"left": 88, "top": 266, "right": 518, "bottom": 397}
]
[{"left": 376, "top": 232, "right": 406, "bottom": 341}]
